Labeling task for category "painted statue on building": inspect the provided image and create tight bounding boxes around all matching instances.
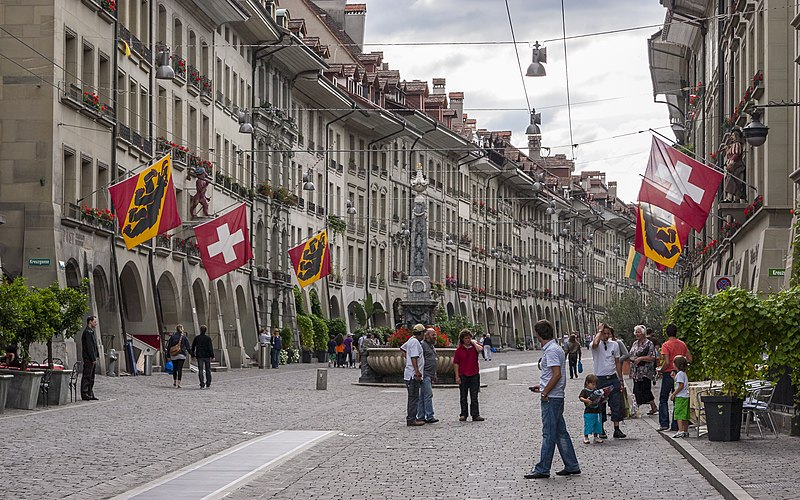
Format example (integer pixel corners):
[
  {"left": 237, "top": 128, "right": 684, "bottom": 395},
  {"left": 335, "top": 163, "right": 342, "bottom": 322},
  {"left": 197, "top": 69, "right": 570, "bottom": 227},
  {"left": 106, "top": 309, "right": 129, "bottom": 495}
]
[
  {"left": 722, "top": 128, "right": 746, "bottom": 203},
  {"left": 189, "top": 167, "right": 211, "bottom": 217}
]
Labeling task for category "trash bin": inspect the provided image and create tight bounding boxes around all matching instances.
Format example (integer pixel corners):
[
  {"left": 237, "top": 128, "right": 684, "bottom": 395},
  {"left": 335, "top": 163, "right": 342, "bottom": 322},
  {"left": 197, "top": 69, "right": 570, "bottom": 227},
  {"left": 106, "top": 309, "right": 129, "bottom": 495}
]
[
  {"left": 259, "top": 344, "right": 269, "bottom": 369},
  {"left": 106, "top": 349, "right": 118, "bottom": 377},
  {"left": 143, "top": 353, "right": 153, "bottom": 376}
]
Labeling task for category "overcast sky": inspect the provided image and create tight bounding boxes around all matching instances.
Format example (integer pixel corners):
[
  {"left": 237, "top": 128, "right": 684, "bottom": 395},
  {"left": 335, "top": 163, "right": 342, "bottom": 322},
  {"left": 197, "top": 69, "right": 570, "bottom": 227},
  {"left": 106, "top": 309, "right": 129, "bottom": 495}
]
[{"left": 361, "top": 0, "right": 674, "bottom": 203}]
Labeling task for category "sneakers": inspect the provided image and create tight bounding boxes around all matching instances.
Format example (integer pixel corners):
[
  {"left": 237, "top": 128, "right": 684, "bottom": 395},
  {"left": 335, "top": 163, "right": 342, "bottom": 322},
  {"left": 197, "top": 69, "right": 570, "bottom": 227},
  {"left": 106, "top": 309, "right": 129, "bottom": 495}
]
[
  {"left": 593, "top": 436, "right": 604, "bottom": 444},
  {"left": 406, "top": 420, "right": 426, "bottom": 427},
  {"left": 672, "top": 431, "right": 689, "bottom": 438},
  {"left": 613, "top": 428, "right": 626, "bottom": 439},
  {"left": 583, "top": 437, "right": 590, "bottom": 444}
]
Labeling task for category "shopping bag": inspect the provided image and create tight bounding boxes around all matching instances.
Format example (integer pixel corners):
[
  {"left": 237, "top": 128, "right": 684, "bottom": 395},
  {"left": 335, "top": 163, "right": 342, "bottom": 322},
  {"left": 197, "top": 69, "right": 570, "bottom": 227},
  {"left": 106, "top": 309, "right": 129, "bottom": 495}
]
[
  {"left": 622, "top": 386, "right": 634, "bottom": 418},
  {"left": 577, "top": 360, "right": 583, "bottom": 374},
  {"left": 164, "top": 360, "right": 174, "bottom": 374}
]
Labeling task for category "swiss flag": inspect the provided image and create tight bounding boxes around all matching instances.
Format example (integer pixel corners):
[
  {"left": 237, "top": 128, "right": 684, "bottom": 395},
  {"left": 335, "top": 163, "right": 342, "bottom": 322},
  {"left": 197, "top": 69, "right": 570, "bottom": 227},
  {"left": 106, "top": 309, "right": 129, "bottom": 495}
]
[
  {"left": 638, "top": 136, "right": 723, "bottom": 231},
  {"left": 194, "top": 203, "right": 253, "bottom": 280}
]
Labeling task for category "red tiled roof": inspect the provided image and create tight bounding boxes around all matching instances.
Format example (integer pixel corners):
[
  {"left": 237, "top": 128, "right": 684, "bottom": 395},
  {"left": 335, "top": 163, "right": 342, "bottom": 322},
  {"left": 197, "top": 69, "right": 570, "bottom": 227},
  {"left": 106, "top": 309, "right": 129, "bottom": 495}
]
[
  {"left": 449, "top": 92, "right": 464, "bottom": 100},
  {"left": 345, "top": 3, "right": 367, "bottom": 13}
]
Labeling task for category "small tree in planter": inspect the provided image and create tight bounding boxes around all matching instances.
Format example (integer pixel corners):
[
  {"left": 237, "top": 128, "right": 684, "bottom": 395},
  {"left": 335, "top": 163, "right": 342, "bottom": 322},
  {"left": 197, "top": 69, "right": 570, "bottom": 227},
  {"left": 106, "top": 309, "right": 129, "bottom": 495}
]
[
  {"left": 309, "top": 288, "right": 323, "bottom": 317},
  {"left": 326, "top": 317, "right": 347, "bottom": 341},
  {"left": 667, "top": 286, "right": 708, "bottom": 380},
  {"left": 310, "top": 314, "right": 329, "bottom": 362},
  {"left": 764, "top": 287, "right": 800, "bottom": 419},
  {"left": 280, "top": 324, "right": 293, "bottom": 362},
  {"left": 297, "top": 315, "right": 314, "bottom": 363},
  {"left": 698, "top": 287, "right": 771, "bottom": 441}
]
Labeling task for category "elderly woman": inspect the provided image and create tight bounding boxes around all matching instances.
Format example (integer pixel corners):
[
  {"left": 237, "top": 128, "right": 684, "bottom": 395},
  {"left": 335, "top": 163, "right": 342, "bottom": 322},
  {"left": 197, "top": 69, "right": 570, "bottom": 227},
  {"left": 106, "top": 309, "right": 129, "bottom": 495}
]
[{"left": 628, "top": 324, "right": 658, "bottom": 415}]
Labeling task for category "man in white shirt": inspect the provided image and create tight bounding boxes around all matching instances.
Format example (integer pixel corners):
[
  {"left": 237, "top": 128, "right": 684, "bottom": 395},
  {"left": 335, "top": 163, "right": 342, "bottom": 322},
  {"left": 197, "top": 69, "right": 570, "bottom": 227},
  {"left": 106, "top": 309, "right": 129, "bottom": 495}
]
[
  {"left": 591, "top": 323, "right": 626, "bottom": 439},
  {"left": 401, "top": 324, "right": 426, "bottom": 427}
]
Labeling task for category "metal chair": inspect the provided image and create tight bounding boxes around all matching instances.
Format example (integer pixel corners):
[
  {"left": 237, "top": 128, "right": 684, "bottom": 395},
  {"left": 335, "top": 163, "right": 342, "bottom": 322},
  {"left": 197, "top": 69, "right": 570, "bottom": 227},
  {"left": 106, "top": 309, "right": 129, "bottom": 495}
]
[
  {"left": 68, "top": 362, "right": 80, "bottom": 402},
  {"left": 742, "top": 382, "right": 778, "bottom": 438},
  {"left": 38, "top": 369, "right": 53, "bottom": 407}
]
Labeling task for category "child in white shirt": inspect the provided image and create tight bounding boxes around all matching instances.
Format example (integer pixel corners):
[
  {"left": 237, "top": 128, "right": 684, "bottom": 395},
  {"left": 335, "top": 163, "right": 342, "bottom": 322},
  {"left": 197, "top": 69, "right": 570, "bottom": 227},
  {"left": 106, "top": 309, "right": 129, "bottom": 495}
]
[{"left": 670, "top": 355, "right": 690, "bottom": 438}]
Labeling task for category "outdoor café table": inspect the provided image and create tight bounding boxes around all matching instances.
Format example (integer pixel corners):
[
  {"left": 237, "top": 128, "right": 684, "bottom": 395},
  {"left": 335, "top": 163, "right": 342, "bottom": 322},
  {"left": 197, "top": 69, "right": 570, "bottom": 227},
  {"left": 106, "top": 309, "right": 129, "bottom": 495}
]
[{"left": 689, "top": 381, "right": 723, "bottom": 426}]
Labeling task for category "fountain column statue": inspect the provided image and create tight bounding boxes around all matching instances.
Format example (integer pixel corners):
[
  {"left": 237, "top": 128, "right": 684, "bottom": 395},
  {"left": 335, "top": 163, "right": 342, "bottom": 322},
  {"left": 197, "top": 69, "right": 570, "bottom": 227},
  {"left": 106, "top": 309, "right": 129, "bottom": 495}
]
[{"left": 401, "top": 163, "right": 438, "bottom": 326}]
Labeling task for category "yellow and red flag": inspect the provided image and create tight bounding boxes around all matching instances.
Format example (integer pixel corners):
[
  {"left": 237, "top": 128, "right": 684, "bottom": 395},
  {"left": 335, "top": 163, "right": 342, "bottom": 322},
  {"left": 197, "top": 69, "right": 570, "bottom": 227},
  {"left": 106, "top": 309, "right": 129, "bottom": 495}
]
[
  {"left": 288, "top": 229, "right": 331, "bottom": 288},
  {"left": 109, "top": 154, "right": 181, "bottom": 250},
  {"left": 634, "top": 202, "right": 690, "bottom": 269}
]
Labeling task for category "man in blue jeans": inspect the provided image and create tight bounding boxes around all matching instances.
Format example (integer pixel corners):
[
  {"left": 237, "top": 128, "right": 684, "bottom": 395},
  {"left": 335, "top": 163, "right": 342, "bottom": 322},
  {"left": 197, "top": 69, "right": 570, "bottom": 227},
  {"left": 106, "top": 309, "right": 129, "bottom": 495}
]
[
  {"left": 525, "top": 320, "right": 580, "bottom": 479},
  {"left": 416, "top": 327, "right": 439, "bottom": 423}
]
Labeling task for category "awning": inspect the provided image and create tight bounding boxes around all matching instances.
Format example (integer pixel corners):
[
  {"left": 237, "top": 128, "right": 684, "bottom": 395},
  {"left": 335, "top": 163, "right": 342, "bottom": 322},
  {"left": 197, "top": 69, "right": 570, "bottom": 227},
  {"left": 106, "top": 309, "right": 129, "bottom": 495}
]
[
  {"left": 661, "top": 10, "right": 700, "bottom": 47},
  {"left": 191, "top": 0, "right": 249, "bottom": 26},
  {"left": 648, "top": 31, "right": 688, "bottom": 97}
]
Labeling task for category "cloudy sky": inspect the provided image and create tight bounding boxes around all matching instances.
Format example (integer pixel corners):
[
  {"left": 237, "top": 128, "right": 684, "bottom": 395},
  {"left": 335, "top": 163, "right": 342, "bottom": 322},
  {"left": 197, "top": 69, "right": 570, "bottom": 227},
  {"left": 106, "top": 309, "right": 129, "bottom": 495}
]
[{"left": 361, "top": 0, "right": 674, "bottom": 202}]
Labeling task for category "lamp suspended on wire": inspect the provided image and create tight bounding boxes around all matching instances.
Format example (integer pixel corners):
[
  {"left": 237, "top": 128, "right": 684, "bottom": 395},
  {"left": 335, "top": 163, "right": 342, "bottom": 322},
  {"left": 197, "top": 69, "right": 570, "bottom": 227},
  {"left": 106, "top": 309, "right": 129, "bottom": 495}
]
[
  {"left": 238, "top": 109, "right": 254, "bottom": 134},
  {"left": 526, "top": 41, "right": 547, "bottom": 77},
  {"left": 155, "top": 47, "right": 175, "bottom": 80},
  {"left": 302, "top": 168, "right": 315, "bottom": 191},
  {"left": 525, "top": 109, "right": 542, "bottom": 135},
  {"left": 743, "top": 109, "right": 768, "bottom": 147},
  {"left": 545, "top": 200, "right": 556, "bottom": 216}
]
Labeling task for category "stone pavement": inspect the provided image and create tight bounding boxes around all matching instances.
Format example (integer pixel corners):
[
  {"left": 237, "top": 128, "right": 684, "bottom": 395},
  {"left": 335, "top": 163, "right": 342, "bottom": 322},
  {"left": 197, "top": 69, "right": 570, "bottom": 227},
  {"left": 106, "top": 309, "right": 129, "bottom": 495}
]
[{"left": 0, "top": 350, "right": 729, "bottom": 499}]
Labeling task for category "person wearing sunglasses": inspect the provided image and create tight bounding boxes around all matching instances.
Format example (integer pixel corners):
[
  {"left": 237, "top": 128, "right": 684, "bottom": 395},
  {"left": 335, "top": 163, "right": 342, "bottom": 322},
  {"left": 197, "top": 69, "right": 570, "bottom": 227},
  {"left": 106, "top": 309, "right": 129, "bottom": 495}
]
[{"left": 590, "top": 323, "right": 626, "bottom": 439}]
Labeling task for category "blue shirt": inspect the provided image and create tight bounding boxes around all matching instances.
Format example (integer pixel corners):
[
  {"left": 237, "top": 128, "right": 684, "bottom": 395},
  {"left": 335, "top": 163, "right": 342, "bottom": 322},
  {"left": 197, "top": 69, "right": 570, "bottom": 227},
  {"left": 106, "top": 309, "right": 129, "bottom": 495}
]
[{"left": 539, "top": 339, "right": 567, "bottom": 399}]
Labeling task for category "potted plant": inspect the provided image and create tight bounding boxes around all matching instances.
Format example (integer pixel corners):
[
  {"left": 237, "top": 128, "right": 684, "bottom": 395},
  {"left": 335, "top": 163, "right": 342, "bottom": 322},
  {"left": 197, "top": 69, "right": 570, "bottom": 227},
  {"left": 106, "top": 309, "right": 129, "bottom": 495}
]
[
  {"left": 311, "top": 314, "right": 329, "bottom": 363},
  {"left": 297, "top": 315, "right": 314, "bottom": 363},
  {"left": 280, "top": 324, "right": 293, "bottom": 363},
  {"left": 698, "top": 287, "right": 770, "bottom": 441},
  {"left": 667, "top": 286, "right": 708, "bottom": 380},
  {"left": 764, "top": 287, "right": 800, "bottom": 433}
]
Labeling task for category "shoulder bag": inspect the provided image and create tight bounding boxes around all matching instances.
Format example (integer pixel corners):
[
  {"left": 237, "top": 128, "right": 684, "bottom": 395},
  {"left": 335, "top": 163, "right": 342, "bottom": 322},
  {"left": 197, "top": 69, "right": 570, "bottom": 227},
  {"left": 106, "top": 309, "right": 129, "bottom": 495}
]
[{"left": 169, "top": 335, "right": 183, "bottom": 357}]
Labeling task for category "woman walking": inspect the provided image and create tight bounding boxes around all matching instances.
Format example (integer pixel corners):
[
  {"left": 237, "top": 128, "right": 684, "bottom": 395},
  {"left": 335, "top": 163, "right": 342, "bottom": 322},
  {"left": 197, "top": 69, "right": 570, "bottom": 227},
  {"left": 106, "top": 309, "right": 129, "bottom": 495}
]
[
  {"left": 629, "top": 324, "right": 658, "bottom": 415},
  {"left": 167, "top": 325, "right": 191, "bottom": 388},
  {"left": 565, "top": 333, "right": 582, "bottom": 379}
]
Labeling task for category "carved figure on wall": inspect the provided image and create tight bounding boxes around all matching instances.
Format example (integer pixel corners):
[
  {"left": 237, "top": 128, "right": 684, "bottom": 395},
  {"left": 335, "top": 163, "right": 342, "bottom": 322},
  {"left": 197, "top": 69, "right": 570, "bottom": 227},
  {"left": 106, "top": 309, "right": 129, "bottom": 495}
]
[
  {"left": 189, "top": 166, "right": 211, "bottom": 217},
  {"left": 722, "top": 128, "right": 746, "bottom": 203}
]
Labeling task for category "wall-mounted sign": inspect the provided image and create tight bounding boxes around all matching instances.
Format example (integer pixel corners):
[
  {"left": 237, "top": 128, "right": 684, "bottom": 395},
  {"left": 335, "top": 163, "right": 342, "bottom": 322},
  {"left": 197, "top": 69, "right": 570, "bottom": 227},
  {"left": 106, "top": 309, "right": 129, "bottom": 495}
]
[
  {"left": 28, "top": 258, "right": 51, "bottom": 267},
  {"left": 768, "top": 268, "right": 785, "bottom": 277},
  {"left": 713, "top": 275, "right": 734, "bottom": 292}
]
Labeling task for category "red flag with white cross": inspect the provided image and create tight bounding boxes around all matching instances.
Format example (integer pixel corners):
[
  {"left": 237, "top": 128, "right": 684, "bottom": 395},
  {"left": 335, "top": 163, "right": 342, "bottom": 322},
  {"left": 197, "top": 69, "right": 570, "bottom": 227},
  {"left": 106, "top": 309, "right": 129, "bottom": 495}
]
[
  {"left": 638, "top": 136, "right": 723, "bottom": 231},
  {"left": 194, "top": 203, "right": 253, "bottom": 280}
]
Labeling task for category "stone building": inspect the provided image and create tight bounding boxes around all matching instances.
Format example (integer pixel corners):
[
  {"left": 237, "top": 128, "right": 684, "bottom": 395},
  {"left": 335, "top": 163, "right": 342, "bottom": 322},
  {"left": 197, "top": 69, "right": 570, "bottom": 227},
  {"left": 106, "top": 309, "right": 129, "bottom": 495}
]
[{"left": 0, "top": 0, "right": 668, "bottom": 371}]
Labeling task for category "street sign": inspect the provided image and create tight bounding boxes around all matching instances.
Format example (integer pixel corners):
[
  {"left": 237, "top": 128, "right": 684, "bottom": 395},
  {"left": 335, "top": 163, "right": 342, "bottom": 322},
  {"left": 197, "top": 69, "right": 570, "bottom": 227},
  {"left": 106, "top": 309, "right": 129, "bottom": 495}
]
[
  {"left": 713, "top": 275, "right": 734, "bottom": 292},
  {"left": 768, "top": 268, "right": 785, "bottom": 277},
  {"left": 28, "top": 258, "right": 51, "bottom": 267}
]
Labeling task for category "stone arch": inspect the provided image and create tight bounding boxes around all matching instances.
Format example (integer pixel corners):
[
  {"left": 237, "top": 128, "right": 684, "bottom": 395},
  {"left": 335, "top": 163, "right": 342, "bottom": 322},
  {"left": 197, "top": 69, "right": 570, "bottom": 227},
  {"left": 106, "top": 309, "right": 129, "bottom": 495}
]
[
  {"left": 157, "top": 271, "right": 180, "bottom": 331},
  {"left": 545, "top": 306, "right": 552, "bottom": 325},
  {"left": 392, "top": 298, "right": 402, "bottom": 326},
  {"left": 217, "top": 280, "right": 236, "bottom": 347},
  {"left": 329, "top": 295, "right": 341, "bottom": 319},
  {"left": 93, "top": 265, "right": 115, "bottom": 350},
  {"left": 256, "top": 220, "right": 265, "bottom": 266},
  {"left": 537, "top": 304, "right": 543, "bottom": 322},
  {"left": 270, "top": 298, "right": 280, "bottom": 328},
  {"left": 513, "top": 306, "right": 523, "bottom": 346},
  {"left": 373, "top": 302, "right": 388, "bottom": 327},
  {"left": 119, "top": 261, "right": 145, "bottom": 323},
  {"left": 486, "top": 308, "right": 496, "bottom": 336},
  {"left": 446, "top": 302, "right": 455, "bottom": 319},
  {"left": 192, "top": 279, "right": 207, "bottom": 327},
  {"left": 65, "top": 258, "right": 81, "bottom": 288},
  {"left": 347, "top": 301, "right": 361, "bottom": 333},
  {"left": 460, "top": 301, "right": 468, "bottom": 317},
  {"left": 236, "top": 285, "right": 255, "bottom": 354}
]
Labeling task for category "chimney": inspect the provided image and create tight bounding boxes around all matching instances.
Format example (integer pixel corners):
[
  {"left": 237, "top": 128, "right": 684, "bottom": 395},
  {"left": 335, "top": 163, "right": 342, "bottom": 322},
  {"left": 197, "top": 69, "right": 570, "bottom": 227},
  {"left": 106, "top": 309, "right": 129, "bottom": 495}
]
[
  {"left": 608, "top": 181, "right": 617, "bottom": 201},
  {"left": 344, "top": 3, "right": 367, "bottom": 51},
  {"left": 449, "top": 91, "right": 464, "bottom": 120},
  {"left": 432, "top": 78, "right": 446, "bottom": 94},
  {"left": 528, "top": 135, "right": 541, "bottom": 159},
  {"left": 311, "top": 0, "right": 347, "bottom": 27}
]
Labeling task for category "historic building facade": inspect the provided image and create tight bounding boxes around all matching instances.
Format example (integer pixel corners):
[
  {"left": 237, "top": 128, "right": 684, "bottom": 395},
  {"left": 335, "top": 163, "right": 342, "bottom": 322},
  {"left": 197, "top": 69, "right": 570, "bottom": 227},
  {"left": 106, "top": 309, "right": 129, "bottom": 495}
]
[{"left": 0, "top": 0, "right": 668, "bottom": 371}]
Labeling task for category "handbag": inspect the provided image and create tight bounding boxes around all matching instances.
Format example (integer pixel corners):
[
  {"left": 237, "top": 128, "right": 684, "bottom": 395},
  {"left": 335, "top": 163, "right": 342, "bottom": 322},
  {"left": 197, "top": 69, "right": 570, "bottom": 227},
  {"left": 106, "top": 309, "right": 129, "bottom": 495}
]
[
  {"left": 577, "top": 360, "right": 583, "bottom": 373},
  {"left": 169, "top": 335, "right": 183, "bottom": 357}
]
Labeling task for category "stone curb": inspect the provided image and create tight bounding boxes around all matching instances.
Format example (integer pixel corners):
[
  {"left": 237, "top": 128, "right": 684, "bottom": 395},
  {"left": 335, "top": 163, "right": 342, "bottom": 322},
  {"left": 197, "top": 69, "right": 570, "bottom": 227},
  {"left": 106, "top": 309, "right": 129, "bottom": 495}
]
[{"left": 642, "top": 416, "right": 754, "bottom": 500}]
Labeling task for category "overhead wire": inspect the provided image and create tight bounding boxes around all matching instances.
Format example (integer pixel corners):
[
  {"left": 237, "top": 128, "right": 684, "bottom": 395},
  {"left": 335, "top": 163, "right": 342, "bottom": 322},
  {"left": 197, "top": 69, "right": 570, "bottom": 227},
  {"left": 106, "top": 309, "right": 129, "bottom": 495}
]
[
  {"left": 560, "top": 0, "right": 576, "bottom": 160},
  {"left": 503, "top": 0, "right": 531, "bottom": 113}
]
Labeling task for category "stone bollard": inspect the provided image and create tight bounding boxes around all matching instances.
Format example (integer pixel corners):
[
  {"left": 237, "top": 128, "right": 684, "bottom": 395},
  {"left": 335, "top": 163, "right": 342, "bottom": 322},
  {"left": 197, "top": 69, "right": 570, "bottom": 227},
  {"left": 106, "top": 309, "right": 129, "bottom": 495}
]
[
  {"left": 499, "top": 364, "right": 508, "bottom": 380},
  {"left": 316, "top": 368, "right": 327, "bottom": 390}
]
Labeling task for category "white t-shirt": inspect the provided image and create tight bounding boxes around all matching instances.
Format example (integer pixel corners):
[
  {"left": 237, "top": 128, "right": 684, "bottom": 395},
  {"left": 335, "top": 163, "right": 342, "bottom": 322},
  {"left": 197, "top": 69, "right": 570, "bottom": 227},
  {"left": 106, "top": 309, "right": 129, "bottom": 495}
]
[
  {"left": 591, "top": 339, "right": 620, "bottom": 376},
  {"left": 401, "top": 337, "right": 424, "bottom": 381},
  {"left": 674, "top": 370, "right": 689, "bottom": 398}
]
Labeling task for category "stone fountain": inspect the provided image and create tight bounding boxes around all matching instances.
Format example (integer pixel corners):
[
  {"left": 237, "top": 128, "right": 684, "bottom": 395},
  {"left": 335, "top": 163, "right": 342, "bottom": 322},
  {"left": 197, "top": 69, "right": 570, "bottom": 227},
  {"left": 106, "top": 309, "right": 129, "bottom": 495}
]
[{"left": 359, "top": 164, "right": 455, "bottom": 384}]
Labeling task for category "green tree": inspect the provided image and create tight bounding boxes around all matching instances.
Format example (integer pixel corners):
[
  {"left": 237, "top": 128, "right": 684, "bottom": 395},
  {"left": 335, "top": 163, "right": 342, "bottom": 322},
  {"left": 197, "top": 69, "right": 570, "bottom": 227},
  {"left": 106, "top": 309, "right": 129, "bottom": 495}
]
[
  {"left": 310, "top": 314, "right": 329, "bottom": 352},
  {"left": 297, "top": 315, "right": 314, "bottom": 351},
  {"left": 438, "top": 315, "right": 483, "bottom": 345},
  {"left": 351, "top": 292, "right": 384, "bottom": 328},
  {"left": 667, "top": 286, "right": 708, "bottom": 379},
  {"left": 309, "top": 288, "right": 323, "bottom": 317},
  {"left": 643, "top": 297, "right": 670, "bottom": 345},
  {"left": 0, "top": 277, "right": 27, "bottom": 348},
  {"left": 280, "top": 324, "right": 293, "bottom": 352},
  {"left": 293, "top": 286, "right": 307, "bottom": 316},
  {"left": 604, "top": 289, "right": 645, "bottom": 345},
  {"left": 764, "top": 287, "right": 800, "bottom": 400},
  {"left": 326, "top": 317, "right": 347, "bottom": 339}
]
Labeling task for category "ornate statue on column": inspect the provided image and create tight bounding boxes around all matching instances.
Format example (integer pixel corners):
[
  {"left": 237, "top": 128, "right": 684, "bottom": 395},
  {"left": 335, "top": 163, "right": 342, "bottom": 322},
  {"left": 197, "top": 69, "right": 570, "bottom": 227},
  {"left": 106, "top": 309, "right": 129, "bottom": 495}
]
[
  {"left": 189, "top": 166, "right": 211, "bottom": 217},
  {"left": 401, "top": 163, "right": 437, "bottom": 326},
  {"left": 722, "top": 128, "right": 746, "bottom": 203}
]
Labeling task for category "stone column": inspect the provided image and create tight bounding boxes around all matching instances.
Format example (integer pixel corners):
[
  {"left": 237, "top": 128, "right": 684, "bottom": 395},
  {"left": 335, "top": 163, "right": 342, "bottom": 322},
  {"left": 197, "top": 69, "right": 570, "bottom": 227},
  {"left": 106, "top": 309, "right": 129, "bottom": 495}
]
[{"left": 402, "top": 164, "right": 437, "bottom": 326}]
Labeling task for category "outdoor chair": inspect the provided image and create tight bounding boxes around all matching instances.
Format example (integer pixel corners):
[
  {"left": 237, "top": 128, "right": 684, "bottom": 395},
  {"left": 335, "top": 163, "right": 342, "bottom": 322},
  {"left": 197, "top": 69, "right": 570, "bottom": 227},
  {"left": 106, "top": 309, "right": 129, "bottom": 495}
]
[
  {"left": 42, "top": 357, "right": 63, "bottom": 367},
  {"left": 742, "top": 382, "right": 777, "bottom": 438},
  {"left": 68, "top": 362, "right": 80, "bottom": 403},
  {"left": 38, "top": 369, "right": 53, "bottom": 408}
]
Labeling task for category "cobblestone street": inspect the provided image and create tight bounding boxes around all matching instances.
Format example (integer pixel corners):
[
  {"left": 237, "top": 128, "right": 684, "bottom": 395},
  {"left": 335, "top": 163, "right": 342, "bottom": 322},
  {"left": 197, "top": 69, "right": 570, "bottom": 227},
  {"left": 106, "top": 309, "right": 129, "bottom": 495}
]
[{"left": 2, "top": 351, "right": 722, "bottom": 499}]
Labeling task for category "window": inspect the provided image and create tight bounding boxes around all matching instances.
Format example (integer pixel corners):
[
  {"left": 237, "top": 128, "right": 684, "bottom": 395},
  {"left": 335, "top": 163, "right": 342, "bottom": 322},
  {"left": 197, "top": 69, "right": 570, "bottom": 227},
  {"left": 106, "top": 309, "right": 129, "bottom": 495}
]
[
  {"left": 157, "top": 86, "right": 166, "bottom": 136},
  {"left": 80, "top": 155, "right": 93, "bottom": 206},
  {"left": 140, "top": 0, "right": 150, "bottom": 43},
  {"left": 189, "top": 106, "right": 197, "bottom": 152},
  {"left": 128, "top": 77, "right": 138, "bottom": 133},
  {"left": 98, "top": 53, "right": 110, "bottom": 104},
  {"left": 82, "top": 40, "right": 94, "bottom": 92},
  {"left": 173, "top": 96, "right": 183, "bottom": 142},
  {"left": 139, "top": 85, "right": 147, "bottom": 134},
  {"left": 64, "top": 28, "right": 77, "bottom": 87},
  {"left": 97, "top": 162, "right": 109, "bottom": 209},
  {"left": 117, "top": 70, "right": 127, "bottom": 125},
  {"left": 63, "top": 147, "right": 77, "bottom": 205}
]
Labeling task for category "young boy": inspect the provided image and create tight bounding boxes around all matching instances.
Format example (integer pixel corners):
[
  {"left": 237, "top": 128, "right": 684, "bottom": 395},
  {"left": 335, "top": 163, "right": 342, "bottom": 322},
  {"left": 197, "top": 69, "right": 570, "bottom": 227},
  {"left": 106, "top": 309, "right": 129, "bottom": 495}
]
[
  {"left": 579, "top": 374, "right": 605, "bottom": 444},
  {"left": 670, "top": 355, "right": 690, "bottom": 438}
]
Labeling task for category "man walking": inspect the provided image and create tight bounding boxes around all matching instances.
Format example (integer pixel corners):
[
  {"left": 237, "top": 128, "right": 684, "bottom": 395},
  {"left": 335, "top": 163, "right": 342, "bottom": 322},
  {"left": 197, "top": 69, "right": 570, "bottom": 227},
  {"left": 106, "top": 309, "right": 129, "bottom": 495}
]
[
  {"left": 191, "top": 325, "right": 214, "bottom": 388},
  {"left": 658, "top": 324, "right": 692, "bottom": 431},
  {"left": 270, "top": 328, "right": 282, "bottom": 368},
  {"left": 526, "top": 319, "right": 580, "bottom": 479},
  {"left": 481, "top": 332, "right": 493, "bottom": 361},
  {"left": 591, "top": 323, "right": 626, "bottom": 439},
  {"left": 401, "top": 324, "right": 426, "bottom": 427},
  {"left": 80, "top": 316, "right": 99, "bottom": 401},
  {"left": 417, "top": 327, "right": 439, "bottom": 423}
]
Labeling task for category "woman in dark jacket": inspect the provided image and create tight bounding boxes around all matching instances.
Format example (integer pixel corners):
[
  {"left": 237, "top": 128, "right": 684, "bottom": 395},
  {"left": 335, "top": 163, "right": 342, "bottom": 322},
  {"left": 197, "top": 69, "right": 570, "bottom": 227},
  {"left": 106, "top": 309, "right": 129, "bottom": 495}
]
[
  {"left": 167, "top": 325, "right": 191, "bottom": 388},
  {"left": 565, "top": 333, "right": 582, "bottom": 379}
]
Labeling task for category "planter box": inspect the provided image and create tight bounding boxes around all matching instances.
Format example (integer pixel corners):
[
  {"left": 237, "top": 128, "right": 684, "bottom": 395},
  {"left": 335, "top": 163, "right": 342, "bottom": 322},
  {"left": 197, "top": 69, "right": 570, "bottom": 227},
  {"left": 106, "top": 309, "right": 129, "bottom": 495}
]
[
  {"left": 301, "top": 350, "right": 313, "bottom": 363},
  {"left": 315, "top": 350, "right": 327, "bottom": 363},
  {"left": 702, "top": 395, "right": 744, "bottom": 441},
  {"left": 363, "top": 347, "right": 456, "bottom": 384},
  {"left": 0, "top": 375, "right": 12, "bottom": 413},
  {"left": 0, "top": 370, "right": 44, "bottom": 410}
]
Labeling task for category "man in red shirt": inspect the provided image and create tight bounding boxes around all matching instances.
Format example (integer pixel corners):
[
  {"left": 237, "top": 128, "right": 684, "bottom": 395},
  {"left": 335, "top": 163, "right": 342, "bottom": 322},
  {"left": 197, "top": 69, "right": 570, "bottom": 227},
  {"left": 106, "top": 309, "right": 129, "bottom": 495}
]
[
  {"left": 453, "top": 329, "right": 484, "bottom": 422},
  {"left": 658, "top": 324, "right": 692, "bottom": 431}
]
